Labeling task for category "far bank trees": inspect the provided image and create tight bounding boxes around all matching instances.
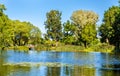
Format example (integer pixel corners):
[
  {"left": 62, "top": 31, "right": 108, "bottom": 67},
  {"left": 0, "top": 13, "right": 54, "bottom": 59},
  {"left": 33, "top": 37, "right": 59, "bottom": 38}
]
[
  {"left": 44, "top": 10, "right": 62, "bottom": 41},
  {"left": 0, "top": 4, "right": 41, "bottom": 49},
  {"left": 99, "top": 6, "right": 120, "bottom": 50},
  {"left": 71, "top": 10, "right": 98, "bottom": 47}
]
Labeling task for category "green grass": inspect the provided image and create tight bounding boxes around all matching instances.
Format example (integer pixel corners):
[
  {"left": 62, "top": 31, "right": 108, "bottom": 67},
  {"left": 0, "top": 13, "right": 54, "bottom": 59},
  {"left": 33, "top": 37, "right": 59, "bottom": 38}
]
[
  {"left": 7, "top": 46, "right": 29, "bottom": 51},
  {"left": 84, "top": 43, "right": 115, "bottom": 53},
  {"left": 1, "top": 42, "right": 115, "bottom": 53},
  {"left": 53, "top": 45, "right": 85, "bottom": 52},
  {"left": 35, "top": 43, "right": 115, "bottom": 53},
  {"left": 34, "top": 43, "right": 85, "bottom": 52}
]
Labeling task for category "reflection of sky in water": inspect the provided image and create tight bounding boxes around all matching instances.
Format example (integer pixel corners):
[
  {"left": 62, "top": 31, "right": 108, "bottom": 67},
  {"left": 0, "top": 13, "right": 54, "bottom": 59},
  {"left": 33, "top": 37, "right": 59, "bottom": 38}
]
[
  {"left": 30, "top": 66, "right": 47, "bottom": 76},
  {"left": 3, "top": 51, "right": 120, "bottom": 68},
  {"left": 1, "top": 50, "right": 120, "bottom": 76}
]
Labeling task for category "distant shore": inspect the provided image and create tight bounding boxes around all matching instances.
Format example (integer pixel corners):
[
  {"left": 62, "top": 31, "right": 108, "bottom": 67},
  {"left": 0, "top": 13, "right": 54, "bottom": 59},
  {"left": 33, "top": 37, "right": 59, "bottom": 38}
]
[{"left": 0, "top": 43, "right": 115, "bottom": 53}]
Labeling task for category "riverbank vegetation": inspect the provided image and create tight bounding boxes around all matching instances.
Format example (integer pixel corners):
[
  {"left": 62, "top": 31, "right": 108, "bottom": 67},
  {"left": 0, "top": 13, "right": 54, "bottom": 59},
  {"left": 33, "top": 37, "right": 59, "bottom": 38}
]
[{"left": 0, "top": 1, "right": 120, "bottom": 53}]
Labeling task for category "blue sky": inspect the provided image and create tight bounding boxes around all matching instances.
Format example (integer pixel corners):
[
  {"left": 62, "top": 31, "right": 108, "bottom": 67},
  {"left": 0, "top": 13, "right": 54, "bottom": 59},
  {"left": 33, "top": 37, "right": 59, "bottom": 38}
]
[{"left": 0, "top": 0, "right": 118, "bottom": 34}]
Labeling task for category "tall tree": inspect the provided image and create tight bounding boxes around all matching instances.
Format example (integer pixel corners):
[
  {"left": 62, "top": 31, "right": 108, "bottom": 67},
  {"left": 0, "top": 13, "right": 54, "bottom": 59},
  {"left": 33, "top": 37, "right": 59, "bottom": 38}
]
[
  {"left": 99, "top": 6, "right": 120, "bottom": 50},
  {"left": 71, "top": 10, "right": 98, "bottom": 47},
  {"left": 44, "top": 10, "right": 62, "bottom": 41},
  {"left": 63, "top": 20, "right": 76, "bottom": 44}
]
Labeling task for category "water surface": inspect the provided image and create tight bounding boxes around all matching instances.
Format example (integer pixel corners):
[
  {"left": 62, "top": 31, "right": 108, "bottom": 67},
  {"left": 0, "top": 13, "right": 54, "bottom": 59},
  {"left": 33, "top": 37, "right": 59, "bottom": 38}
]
[{"left": 0, "top": 50, "right": 120, "bottom": 76}]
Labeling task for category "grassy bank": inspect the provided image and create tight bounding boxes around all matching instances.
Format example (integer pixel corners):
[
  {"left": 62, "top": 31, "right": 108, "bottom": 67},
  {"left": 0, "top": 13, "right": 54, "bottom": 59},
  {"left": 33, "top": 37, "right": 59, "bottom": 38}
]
[
  {"left": 1, "top": 43, "right": 115, "bottom": 53},
  {"left": 34, "top": 43, "right": 115, "bottom": 53},
  {"left": 4, "top": 46, "right": 29, "bottom": 52}
]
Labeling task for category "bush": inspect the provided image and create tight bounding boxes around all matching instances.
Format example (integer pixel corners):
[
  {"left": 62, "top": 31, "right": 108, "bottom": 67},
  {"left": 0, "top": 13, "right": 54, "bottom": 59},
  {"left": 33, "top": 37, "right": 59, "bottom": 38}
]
[{"left": 87, "top": 43, "right": 115, "bottom": 53}]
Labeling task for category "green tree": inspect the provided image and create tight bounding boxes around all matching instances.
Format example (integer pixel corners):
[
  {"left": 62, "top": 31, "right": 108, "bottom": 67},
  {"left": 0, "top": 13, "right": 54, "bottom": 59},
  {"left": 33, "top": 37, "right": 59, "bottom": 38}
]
[
  {"left": 11, "top": 21, "right": 41, "bottom": 46},
  {"left": 3, "top": 20, "right": 41, "bottom": 47},
  {"left": 71, "top": 10, "right": 98, "bottom": 47},
  {"left": 44, "top": 10, "right": 62, "bottom": 41},
  {"left": 0, "top": 4, "right": 9, "bottom": 49},
  {"left": 63, "top": 20, "right": 76, "bottom": 44},
  {"left": 0, "top": 4, "right": 42, "bottom": 50},
  {"left": 81, "top": 23, "right": 97, "bottom": 47},
  {"left": 99, "top": 6, "right": 120, "bottom": 50},
  {"left": 29, "top": 26, "right": 41, "bottom": 45},
  {"left": 10, "top": 20, "right": 30, "bottom": 46},
  {"left": 99, "top": 23, "right": 114, "bottom": 43}
]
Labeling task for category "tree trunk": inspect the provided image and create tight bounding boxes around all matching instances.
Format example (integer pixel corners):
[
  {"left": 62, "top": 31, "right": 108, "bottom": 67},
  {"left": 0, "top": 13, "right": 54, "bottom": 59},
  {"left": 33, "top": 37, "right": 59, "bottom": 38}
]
[
  {"left": 106, "top": 38, "right": 109, "bottom": 44},
  {"left": 84, "top": 41, "right": 87, "bottom": 48},
  {"left": 18, "top": 39, "right": 21, "bottom": 46}
]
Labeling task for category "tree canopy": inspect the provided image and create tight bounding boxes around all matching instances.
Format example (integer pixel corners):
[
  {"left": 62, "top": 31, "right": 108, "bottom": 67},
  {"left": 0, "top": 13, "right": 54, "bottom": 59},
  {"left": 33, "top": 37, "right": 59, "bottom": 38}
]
[
  {"left": 99, "top": 6, "right": 120, "bottom": 50},
  {"left": 0, "top": 4, "right": 41, "bottom": 49},
  {"left": 71, "top": 10, "right": 98, "bottom": 47},
  {"left": 1, "top": 3, "right": 120, "bottom": 52},
  {"left": 62, "top": 20, "right": 76, "bottom": 44},
  {"left": 44, "top": 10, "right": 62, "bottom": 41}
]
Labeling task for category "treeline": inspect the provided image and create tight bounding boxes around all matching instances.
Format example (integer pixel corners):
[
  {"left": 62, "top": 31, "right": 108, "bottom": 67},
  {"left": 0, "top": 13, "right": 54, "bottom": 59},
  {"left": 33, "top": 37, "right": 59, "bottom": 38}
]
[
  {"left": 0, "top": 4, "right": 41, "bottom": 49},
  {"left": 44, "top": 10, "right": 98, "bottom": 48},
  {"left": 99, "top": 6, "right": 120, "bottom": 51},
  {"left": 0, "top": 2, "right": 120, "bottom": 51},
  {"left": 44, "top": 2, "right": 120, "bottom": 51}
]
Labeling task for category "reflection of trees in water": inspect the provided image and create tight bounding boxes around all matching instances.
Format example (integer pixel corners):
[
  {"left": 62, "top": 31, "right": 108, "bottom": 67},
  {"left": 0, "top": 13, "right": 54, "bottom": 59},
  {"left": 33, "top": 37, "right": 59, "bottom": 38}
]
[
  {"left": 45, "top": 66, "right": 95, "bottom": 76},
  {"left": 100, "top": 70, "right": 120, "bottom": 76},
  {"left": 0, "top": 51, "right": 8, "bottom": 76},
  {"left": 47, "top": 67, "right": 60, "bottom": 76},
  {"left": 0, "top": 65, "right": 31, "bottom": 76},
  {"left": 0, "top": 51, "right": 31, "bottom": 76},
  {"left": 1, "top": 51, "right": 120, "bottom": 76},
  {"left": 100, "top": 53, "right": 120, "bottom": 76},
  {"left": 60, "top": 66, "right": 72, "bottom": 76},
  {"left": 1, "top": 64, "right": 120, "bottom": 76},
  {"left": 103, "top": 53, "right": 120, "bottom": 69},
  {"left": 72, "top": 66, "right": 95, "bottom": 76}
]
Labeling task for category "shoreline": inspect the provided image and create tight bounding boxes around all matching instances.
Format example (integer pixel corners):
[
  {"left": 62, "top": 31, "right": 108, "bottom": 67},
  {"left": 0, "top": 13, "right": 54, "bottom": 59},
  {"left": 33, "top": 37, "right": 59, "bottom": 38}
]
[{"left": 0, "top": 43, "right": 115, "bottom": 53}]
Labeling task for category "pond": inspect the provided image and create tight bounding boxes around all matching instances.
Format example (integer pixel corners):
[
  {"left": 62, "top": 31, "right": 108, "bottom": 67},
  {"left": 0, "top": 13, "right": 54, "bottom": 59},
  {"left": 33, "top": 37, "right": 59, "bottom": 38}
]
[{"left": 0, "top": 50, "right": 120, "bottom": 76}]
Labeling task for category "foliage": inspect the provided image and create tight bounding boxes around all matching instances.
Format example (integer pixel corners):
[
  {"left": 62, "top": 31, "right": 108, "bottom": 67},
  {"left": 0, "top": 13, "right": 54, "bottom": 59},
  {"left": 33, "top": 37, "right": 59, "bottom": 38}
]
[
  {"left": 0, "top": 4, "right": 41, "bottom": 50},
  {"left": 71, "top": 10, "right": 98, "bottom": 28},
  {"left": 29, "top": 25, "right": 41, "bottom": 45},
  {"left": 0, "top": 9, "right": 10, "bottom": 48},
  {"left": 81, "top": 23, "right": 97, "bottom": 47},
  {"left": 44, "top": 10, "right": 62, "bottom": 41},
  {"left": 85, "top": 43, "right": 115, "bottom": 53},
  {"left": 99, "top": 6, "right": 120, "bottom": 50},
  {"left": 71, "top": 10, "right": 98, "bottom": 47},
  {"left": 5, "top": 20, "right": 41, "bottom": 46},
  {"left": 62, "top": 20, "right": 76, "bottom": 44},
  {"left": 0, "top": 4, "right": 118, "bottom": 53}
]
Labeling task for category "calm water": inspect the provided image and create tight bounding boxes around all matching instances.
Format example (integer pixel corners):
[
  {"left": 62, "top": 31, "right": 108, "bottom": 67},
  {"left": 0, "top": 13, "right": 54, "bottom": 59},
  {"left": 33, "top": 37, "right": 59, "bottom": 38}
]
[{"left": 0, "top": 50, "right": 120, "bottom": 76}]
